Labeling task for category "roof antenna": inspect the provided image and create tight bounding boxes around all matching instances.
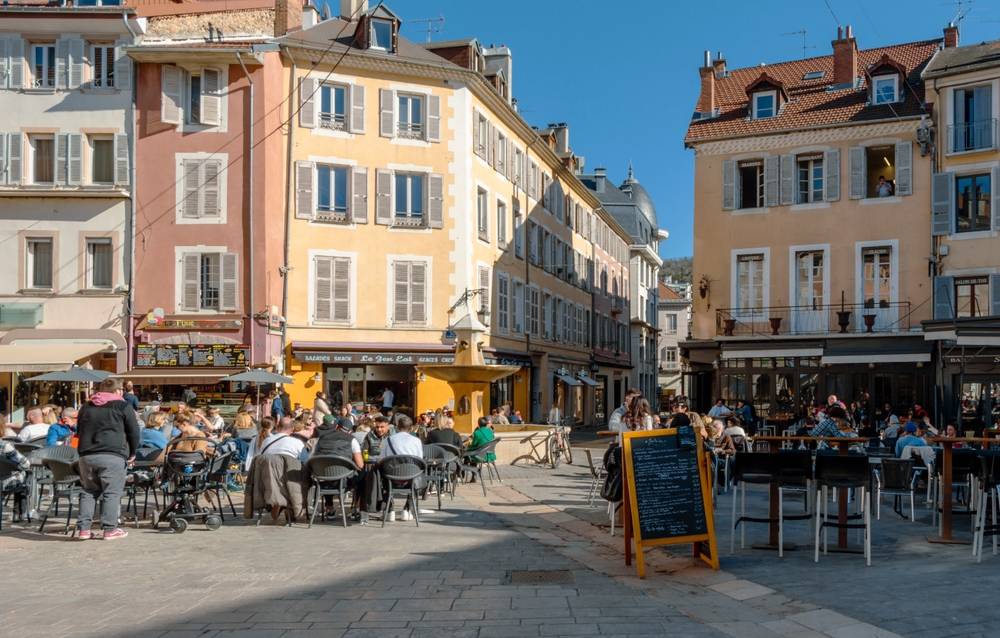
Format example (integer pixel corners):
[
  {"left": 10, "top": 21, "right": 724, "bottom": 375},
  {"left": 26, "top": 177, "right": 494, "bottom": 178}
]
[
  {"left": 945, "top": 0, "right": 973, "bottom": 25},
  {"left": 781, "top": 28, "right": 816, "bottom": 59},
  {"left": 406, "top": 15, "right": 445, "bottom": 43}
]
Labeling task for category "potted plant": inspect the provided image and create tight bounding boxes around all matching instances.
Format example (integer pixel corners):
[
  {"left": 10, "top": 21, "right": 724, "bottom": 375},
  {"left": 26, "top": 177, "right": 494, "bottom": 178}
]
[
  {"left": 769, "top": 316, "right": 782, "bottom": 335},
  {"left": 723, "top": 318, "right": 736, "bottom": 336},
  {"left": 836, "top": 291, "right": 851, "bottom": 334},
  {"left": 862, "top": 313, "right": 877, "bottom": 333}
]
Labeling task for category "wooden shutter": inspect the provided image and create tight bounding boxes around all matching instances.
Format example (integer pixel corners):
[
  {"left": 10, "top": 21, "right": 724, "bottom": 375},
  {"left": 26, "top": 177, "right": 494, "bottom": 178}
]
[
  {"left": 56, "top": 39, "right": 69, "bottom": 89},
  {"left": 200, "top": 68, "right": 222, "bottom": 127},
  {"left": 428, "top": 173, "right": 443, "bottom": 228},
  {"left": 0, "top": 38, "right": 8, "bottom": 89},
  {"left": 895, "top": 141, "right": 912, "bottom": 196},
  {"left": 379, "top": 88, "right": 394, "bottom": 137},
  {"left": 9, "top": 38, "right": 24, "bottom": 90},
  {"left": 779, "top": 154, "right": 795, "bottom": 205},
  {"left": 314, "top": 256, "right": 332, "bottom": 322},
  {"left": 848, "top": 146, "right": 866, "bottom": 199},
  {"left": 349, "top": 83, "right": 365, "bottom": 133},
  {"left": 181, "top": 253, "right": 200, "bottom": 311},
  {"left": 67, "top": 133, "right": 82, "bottom": 186},
  {"left": 161, "top": 65, "right": 182, "bottom": 125},
  {"left": 764, "top": 156, "right": 779, "bottom": 207},
  {"left": 351, "top": 167, "right": 368, "bottom": 223},
  {"left": 993, "top": 167, "right": 1000, "bottom": 232},
  {"left": 114, "top": 133, "right": 129, "bottom": 185},
  {"left": 392, "top": 261, "right": 409, "bottom": 324},
  {"left": 201, "top": 159, "right": 221, "bottom": 217},
  {"left": 70, "top": 38, "right": 85, "bottom": 89},
  {"left": 333, "top": 257, "right": 350, "bottom": 322},
  {"left": 823, "top": 149, "right": 840, "bottom": 201},
  {"left": 375, "top": 169, "right": 392, "bottom": 225},
  {"left": 933, "top": 276, "right": 954, "bottom": 320},
  {"left": 721, "top": 159, "right": 735, "bottom": 210},
  {"left": 299, "top": 77, "right": 317, "bottom": 128},
  {"left": 295, "top": 160, "right": 314, "bottom": 220},
  {"left": 220, "top": 252, "right": 238, "bottom": 311},
  {"left": 426, "top": 94, "right": 440, "bottom": 142},
  {"left": 931, "top": 172, "right": 954, "bottom": 236},
  {"left": 113, "top": 41, "right": 130, "bottom": 91},
  {"left": 7, "top": 133, "right": 21, "bottom": 185},
  {"left": 181, "top": 160, "right": 201, "bottom": 218},
  {"left": 55, "top": 134, "right": 68, "bottom": 184},
  {"left": 478, "top": 266, "right": 490, "bottom": 313}
]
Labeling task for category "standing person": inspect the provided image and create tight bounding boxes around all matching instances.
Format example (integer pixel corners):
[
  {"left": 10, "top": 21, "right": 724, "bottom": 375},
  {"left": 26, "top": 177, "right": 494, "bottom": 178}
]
[
  {"left": 379, "top": 387, "right": 395, "bottom": 416},
  {"left": 270, "top": 389, "right": 285, "bottom": 419},
  {"left": 181, "top": 386, "right": 197, "bottom": 407},
  {"left": 122, "top": 381, "right": 140, "bottom": 411},
  {"left": 313, "top": 391, "right": 332, "bottom": 426},
  {"left": 74, "top": 378, "right": 140, "bottom": 540},
  {"left": 608, "top": 388, "right": 641, "bottom": 432}
]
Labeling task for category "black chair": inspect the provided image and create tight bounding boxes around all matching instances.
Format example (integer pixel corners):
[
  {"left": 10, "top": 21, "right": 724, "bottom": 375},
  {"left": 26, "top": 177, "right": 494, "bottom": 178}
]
[
  {"left": 377, "top": 455, "right": 426, "bottom": 528},
  {"left": 730, "top": 452, "right": 780, "bottom": 553},
  {"left": 37, "top": 458, "right": 81, "bottom": 535},
  {"left": 460, "top": 439, "right": 502, "bottom": 497},
  {"left": 0, "top": 457, "right": 29, "bottom": 529},
  {"left": 931, "top": 448, "right": 979, "bottom": 531},
  {"left": 436, "top": 443, "right": 462, "bottom": 497},
  {"left": 973, "top": 452, "right": 1000, "bottom": 562},
  {"left": 124, "top": 446, "right": 163, "bottom": 527},
  {"left": 306, "top": 455, "right": 357, "bottom": 528},
  {"left": 13, "top": 442, "right": 42, "bottom": 457},
  {"left": 423, "top": 444, "right": 458, "bottom": 510},
  {"left": 813, "top": 453, "right": 871, "bottom": 566},
  {"left": 28, "top": 445, "right": 79, "bottom": 514},
  {"left": 204, "top": 448, "right": 238, "bottom": 521},
  {"left": 874, "top": 458, "right": 915, "bottom": 521}
]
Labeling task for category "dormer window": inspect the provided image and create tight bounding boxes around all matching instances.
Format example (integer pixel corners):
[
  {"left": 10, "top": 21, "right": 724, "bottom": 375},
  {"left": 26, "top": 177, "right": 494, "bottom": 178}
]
[
  {"left": 872, "top": 75, "right": 898, "bottom": 104},
  {"left": 370, "top": 18, "right": 393, "bottom": 51},
  {"left": 752, "top": 91, "right": 776, "bottom": 119}
]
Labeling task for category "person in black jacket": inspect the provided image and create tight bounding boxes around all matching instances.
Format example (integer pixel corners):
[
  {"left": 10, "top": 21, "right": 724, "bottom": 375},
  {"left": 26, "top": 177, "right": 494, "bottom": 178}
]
[{"left": 75, "top": 377, "right": 140, "bottom": 540}]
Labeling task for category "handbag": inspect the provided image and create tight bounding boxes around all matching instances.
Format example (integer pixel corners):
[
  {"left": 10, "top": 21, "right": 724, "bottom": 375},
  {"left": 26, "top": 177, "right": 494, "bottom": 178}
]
[{"left": 600, "top": 443, "right": 623, "bottom": 503}]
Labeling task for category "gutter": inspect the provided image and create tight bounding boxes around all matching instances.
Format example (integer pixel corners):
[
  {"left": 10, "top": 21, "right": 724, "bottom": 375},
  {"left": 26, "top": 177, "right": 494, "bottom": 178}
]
[
  {"left": 123, "top": 11, "right": 138, "bottom": 373},
  {"left": 278, "top": 46, "right": 298, "bottom": 373},
  {"left": 236, "top": 52, "right": 256, "bottom": 368}
]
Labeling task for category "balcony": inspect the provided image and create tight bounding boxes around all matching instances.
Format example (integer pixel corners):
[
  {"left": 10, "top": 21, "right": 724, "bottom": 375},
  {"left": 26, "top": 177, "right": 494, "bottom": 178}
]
[
  {"left": 397, "top": 122, "right": 424, "bottom": 140},
  {"left": 948, "top": 119, "right": 997, "bottom": 154},
  {"left": 716, "top": 302, "right": 911, "bottom": 337},
  {"left": 319, "top": 112, "right": 346, "bottom": 131}
]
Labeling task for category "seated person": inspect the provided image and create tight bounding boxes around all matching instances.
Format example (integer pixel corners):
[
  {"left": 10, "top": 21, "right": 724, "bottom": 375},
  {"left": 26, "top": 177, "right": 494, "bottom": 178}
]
[
  {"left": 205, "top": 407, "right": 225, "bottom": 434},
  {"left": 723, "top": 416, "right": 746, "bottom": 439},
  {"left": 314, "top": 415, "right": 364, "bottom": 467},
  {"left": 260, "top": 416, "right": 305, "bottom": 459},
  {"left": 361, "top": 416, "right": 391, "bottom": 458},
  {"left": 509, "top": 410, "right": 524, "bottom": 425},
  {"left": 426, "top": 415, "right": 463, "bottom": 448},
  {"left": 810, "top": 405, "right": 854, "bottom": 439},
  {"left": 352, "top": 418, "right": 372, "bottom": 445},
  {"left": 895, "top": 422, "right": 929, "bottom": 457},
  {"left": 45, "top": 407, "right": 78, "bottom": 447},
  {"left": 385, "top": 416, "right": 423, "bottom": 457},
  {"left": 291, "top": 418, "right": 317, "bottom": 461},
  {"left": 857, "top": 416, "right": 877, "bottom": 439},
  {"left": 140, "top": 412, "right": 170, "bottom": 450},
  {"left": 15, "top": 407, "right": 49, "bottom": 441},
  {"left": 468, "top": 417, "right": 496, "bottom": 463},
  {"left": 165, "top": 413, "right": 211, "bottom": 456},
  {"left": 489, "top": 408, "right": 510, "bottom": 426}
]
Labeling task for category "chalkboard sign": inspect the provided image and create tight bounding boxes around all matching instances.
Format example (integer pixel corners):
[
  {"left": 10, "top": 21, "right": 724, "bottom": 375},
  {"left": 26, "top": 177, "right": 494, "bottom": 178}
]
[
  {"left": 622, "top": 427, "right": 718, "bottom": 576},
  {"left": 135, "top": 344, "right": 249, "bottom": 368}
]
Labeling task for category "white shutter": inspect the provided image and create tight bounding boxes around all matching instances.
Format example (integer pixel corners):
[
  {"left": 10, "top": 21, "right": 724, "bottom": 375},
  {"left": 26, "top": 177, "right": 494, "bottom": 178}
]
[
  {"left": 56, "top": 39, "right": 69, "bottom": 89},
  {"left": 349, "top": 83, "right": 365, "bottom": 133},
  {"left": 426, "top": 94, "right": 440, "bottom": 142},
  {"left": 55, "top": 134, "right": 68, "bottom": 185},
  {"left": 823, "top": 149, "right": 839, "bottom": 201},
  {"left": 393, "top": 261, "right": 409, "bottom": 324},
  {"left": 161, "top": 65, "right": 182, "bottom": 125},
  {"left": 333, "top": 258, "right": 351, "bottom": 322},
  {"left": 201, "top": 159, "right": 221, "bottom": 217},
  {"left": 299, "top": 77, "right": 317, "bottom": 129},
  {"left": 379, "top": 88, "right": 394, "bottom": 137},
  {"left": 220, "top": 252, "right": 238, "bottom": 311},
  {"left": 9, "top": 38, "right": 24, "bottom": 90},
  {"left": 295, "top": 160, "right": 314, "bottom": 220},
  {"left": 0, "top": 39, "right": 8, "bottom": 89},
  {"left": 410, "top": 262, "right": 427, "bottom": 324},
  {"left": 895, "top": 141, "right": 912, "bottom": 196},
  {"left": 314, "top": 256, "right": 332, "bottom": 322},
  {"left": 181, "top": 160, "right": 201, "bottom": 218},
  {"left": 67, "top": 133, "right": 82, "bottom": 186},
  {"left": 375, "top": 169, "right": 392, "bottom": 225},
  {"left": 7, "top": 133, "right": 21, "bottom": 185},
  {"left": 351, "top": 167, "right": 368, "bottom": 224},
  {"left": 0, "top": 135, "right": 6, "bottom": 185},
  {"left": 779, "top": 154, "right": 795, "bottom": 205},
  {"left": 764, "top": 156, "right": 779, "bottom": 207},
  {"left": 114, "top": 133, "right": 129, "bottom": 185},
  {"left": 200, "top": 68, "right": 222, "bottom": 127},
  {"left": 70, "top": 38, "right": 85, "bottom": 89},
  {"left": 113, "top": 42, "right": 130, "bottom": 90},
  {"left": 721, "top": 159, "right": 735, "bottom": 210},
  {"left": 428, "top": 173, "right": 443, "bottom": 228},
  {"left": 849, "top": 146, "right": 866, "bottom": 199},
  {"left": 181, "top": 253, "right": 201, "bottom": 311}
]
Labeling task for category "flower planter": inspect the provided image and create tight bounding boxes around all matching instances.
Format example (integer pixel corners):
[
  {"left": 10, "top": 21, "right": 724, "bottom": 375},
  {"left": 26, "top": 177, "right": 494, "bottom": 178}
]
[
  {"left": 769, "top": 317, "right": 782, "bottom": 336},
  {"left": 723, "top": 318, "right": 736, "bottom": 336},
  {"left": 862, "top": 314, "right": 877, "bottom": 333},
  {"left": 836, "top": 310, "right": 852, "bottom": 334}
]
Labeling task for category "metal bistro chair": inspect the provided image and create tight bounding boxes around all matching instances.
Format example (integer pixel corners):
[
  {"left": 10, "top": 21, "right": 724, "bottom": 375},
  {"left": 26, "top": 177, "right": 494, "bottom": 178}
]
[
  {"left": 306, "top": 455, "right": 357, "bottom": 528},
  {"left": 434, "top": 443, "right": 463, "bottom": 499},
  {"left": 973, "top": 452, "right": 1000, "bottom": 562},
  {"left": 37, "top": 458, "right": 82, "bottom": 535},
  {"left": 460, "top": 439, "right": 502, "bottom": 497},
  {"left": 204, "top": 446, "right": 239, "bottom": 521},
  {"left": 0, "top": 457, "right": 29, "bottom": 529},
  {"left": 123, "top": 446, "right": 162, "bottom": 527},
  {"left": 423, "top": 444, "right": 458, "bottom": 510},
  {"left": 378, "top": 455, "right": 426, "bottom": 528},
  {"left": 873, "top": 458, "right": 916, "bottom": 522},
  {"left": 28, "top": 445, "right": 79, "bottom": 514},
  {"left": 814, "top": 453, "right": 872, "bottom": 566},
  {"left": 730, "top": 452, "right": 780, "bottom": 553},
  {"left": 584, "top": 448, "right": 607, "bottom": 506}
]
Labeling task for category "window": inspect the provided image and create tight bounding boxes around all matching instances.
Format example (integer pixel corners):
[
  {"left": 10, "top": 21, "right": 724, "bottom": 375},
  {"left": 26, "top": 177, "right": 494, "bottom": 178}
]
[
  {"left": 317, "top": 165, "right": 349, "bottom": 215},
  {"left": 26, "top": 238, "right": 53, "bottom": 289},
  {"left": 180, "top": 251, "right": 236, "bottom": 312},
  {"left": 31, "top": 135, "right": 54, "bottom": 184},
  {"left": 736, "top": 253, "right": 764, "bottom": 310},
  {"left": 185, "top": 68, "right": 222, "bottom": 127},
  {"left": 872, "top": 75, "right": 897, "bottom": 104},
  {"left": 188, "top": 74, "right": 202, "bottom": 124},
  {"left": 956, "top": 173, "right": 991, "bottom": 233},
  {"left": 861, "top": 247, "right": 891, "bottom": 309},
  {"left": 956, "top": 276, "right": 989, "bottom": 318},
  {"left": 795, "top": 251, "right": 824, "bottom": 308},
  {"left": 665, "top": 314, "right": 678, "bottom": 333},
  {"left": 397, "top": 94, "right": 424, "bottom": 138},
  {"left": 802, "top": 70, "right": 825, "bottom": 81},
  {"left": 199, "top": 253, "right": 221, "bottom": 310},
  {"left": 392, "top": 261, "right": 427, "bottom": 326},
  {"left": 370, "top": 18, "right": 393, "bottom": 51},
  {"left": 178, "top": 157, "right": 223, "bottom": 221},
  {"left": 314, "top": 255, "right": 351, "bottom": 323},
  {"left": 796, "top": 154, "right": 823, "bottom": 204},
  {"left": 32, "top": 44, "right": 56, "bottom": 88},
  {"left": 663, "top": 348, "right": 678, "bottom": 365},
  {"left": 477, "top": 188, "right": 489, "bottom": 241},
  {"left": 752, "top": 91, "right": 776, "bottom": 119},
  {"left": 513, "top": 203, "right": 524, "bottom": 259},
  {"left": 91, "top": 137, "right": 114, "bottom": 184},
  {"left": 394, "top": 173, "right": 424, "bottom": 219},
  {"left": 496, "top": 133, "right": 507, "bottom": 174},
  {"left": 865, "top": 145, "right": 896, "bottom": 198},
  {"left": 497, "top": 200, "right": 507, "bottom": 248},
  {"left": 319, "top": 83, "right": 347, "bottom": 130},
  {"left": 496, "top": 274, "right": 509, "bottom": 332},
  {"left": 476, "top": 113, "right": 488, "bottom": 156},
  {"left": 91, "top": 45, "right": 114, "bottom": 88},
  {"left": 738, "top": 160, "right": 764, "bottom": 209},
  {"left": 952, "top": 86, "right": 993, "bottom": 153},
  {"left": 514, "top": 148, "right": 524, "bottom": 186},
  {"left": 86, "top": 238, "right": 113, "bottom": 289}
]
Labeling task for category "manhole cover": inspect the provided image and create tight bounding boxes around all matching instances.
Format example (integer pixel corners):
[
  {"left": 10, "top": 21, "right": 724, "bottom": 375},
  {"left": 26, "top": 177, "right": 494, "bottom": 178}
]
[{"left": 509, "top": 570, "right": 575, "bottom": 585}]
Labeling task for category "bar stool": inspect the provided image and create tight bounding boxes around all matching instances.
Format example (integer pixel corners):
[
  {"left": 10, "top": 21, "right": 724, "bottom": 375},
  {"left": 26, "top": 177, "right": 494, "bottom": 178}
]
[
  {"left": 814, "top": 453, "right": 872, "bottom": 566},
  {"left": 775, "top": 450, "right": 815, "bottom": 557},
  {"left": 973, "top": 452, "right": 1000, "bottom": 562},
  {"left": 730, "top": 452, "right": 779, "bottom": 553}
]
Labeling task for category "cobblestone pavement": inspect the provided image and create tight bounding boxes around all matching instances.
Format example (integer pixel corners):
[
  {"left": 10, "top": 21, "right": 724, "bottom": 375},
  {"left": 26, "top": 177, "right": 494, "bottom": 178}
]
[{"left": 3, "top": 444, "right": 985, "bottom": 638}]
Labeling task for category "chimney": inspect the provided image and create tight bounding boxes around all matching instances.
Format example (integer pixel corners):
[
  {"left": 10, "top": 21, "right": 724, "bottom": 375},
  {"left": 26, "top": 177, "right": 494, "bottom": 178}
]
[
  {"left": 696, "top": 50, "right": 716, "bottom": 115},
  {"left": 832, "top": 25, "right": 858, "bottom": 87},
  {"left": 483, "top": 44, "right": 513, "bottom": 105},
  {"left": 944, "top": 22, "right": 959, "bottom": 48},
  {"left": 712, "top": 50, "right": 726, "bottom": 78},
  {"left": 340, "top": 0, "right": 369, "bottom": 20},
  {"left": 593, "top": 167, "right": 607, "bottom": 193},
  {"left": 274, "top": 0, "right": 303, "bottom": 36}
]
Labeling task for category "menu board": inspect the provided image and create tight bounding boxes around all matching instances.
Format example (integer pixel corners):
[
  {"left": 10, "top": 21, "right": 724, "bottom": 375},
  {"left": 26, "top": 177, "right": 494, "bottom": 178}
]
[
  {"left": 622, "top": 427, "right": 718, "bottom": 576},
  {"left": 135, "top": 344, "right": 249, "bottom": 368}
]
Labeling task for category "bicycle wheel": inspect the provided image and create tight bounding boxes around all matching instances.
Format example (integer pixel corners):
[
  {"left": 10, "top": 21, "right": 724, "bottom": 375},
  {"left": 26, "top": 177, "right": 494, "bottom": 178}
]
[
  {"left": 547, "top": 435, "right": 561, "bottom": 469},
  {"left": 562, "top": 437, "right": 573, "bottom": 465}
]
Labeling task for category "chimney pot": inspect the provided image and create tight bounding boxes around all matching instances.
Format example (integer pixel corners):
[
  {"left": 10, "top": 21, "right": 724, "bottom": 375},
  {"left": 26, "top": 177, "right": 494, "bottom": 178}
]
[
  {"left": 703, "top": 50, "right": 712, "bottom": 68},
  {"left": 944, "top": 22, "right": 959, "bottom": 48}
]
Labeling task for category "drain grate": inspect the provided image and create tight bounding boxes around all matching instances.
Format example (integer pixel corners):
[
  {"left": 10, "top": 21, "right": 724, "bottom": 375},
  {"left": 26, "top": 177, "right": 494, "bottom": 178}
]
[{"left": 509, "top": 570, "right": 575, "bottom": 585}]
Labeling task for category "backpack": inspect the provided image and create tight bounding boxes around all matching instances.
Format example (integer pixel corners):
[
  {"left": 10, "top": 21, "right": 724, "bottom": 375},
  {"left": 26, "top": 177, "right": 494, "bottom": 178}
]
[{"left": 600, "top": 443, "right": 623, "bottom": 503}]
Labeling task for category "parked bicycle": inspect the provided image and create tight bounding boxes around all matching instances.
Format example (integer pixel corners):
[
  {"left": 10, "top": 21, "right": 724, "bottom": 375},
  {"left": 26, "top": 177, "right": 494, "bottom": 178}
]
[{"left": 546, "top": 419, "right": 574, "bottom": 468}]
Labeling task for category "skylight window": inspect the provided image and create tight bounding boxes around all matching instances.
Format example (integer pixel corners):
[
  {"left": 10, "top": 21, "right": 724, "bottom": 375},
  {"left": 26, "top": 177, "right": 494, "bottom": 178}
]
[{"left": 803, "top": 70, "right": 825, "bottom": 81}]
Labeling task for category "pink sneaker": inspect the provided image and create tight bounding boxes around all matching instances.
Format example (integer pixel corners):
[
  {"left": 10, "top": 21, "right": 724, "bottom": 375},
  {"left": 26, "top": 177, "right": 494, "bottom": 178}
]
[
  {"left": 102, "top": 528, "right": 128, "bottom": 541},
  {"left": 77, "top": 529, "right": 93, "bottom": 541}
]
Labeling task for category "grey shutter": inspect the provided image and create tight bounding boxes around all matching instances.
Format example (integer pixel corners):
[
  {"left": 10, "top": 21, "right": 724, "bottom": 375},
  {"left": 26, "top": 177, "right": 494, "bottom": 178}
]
[
  {"left": 333, "top": 258, "right": 350, "bottom": 322},
  {"left": 823, "top": 149, "right": 840, "bottom": 201},
  {"left": 992, "top": 274, "right": 1000, "bottom": 317},
  {"left": 299, "top": 77, "right": 317, "bottom": 128},
  {"left": 67, "top": 133, "right": 82, "bottom": 186},
  {"left": 992, "top": 167, "right": 1000, "bottom": 231},
  {"left": 0, "top": 39, "right": 8, "bottom": 89},
  {"left": 349, "top": 83, "right": 365, "bottom": 133},
  {"left": 295, "top": 160, "right": 314, "bottom": 220},
  {"left": 200, "top": 68, "right": 222, "bottom": 127},
  {"left": 721, "top": 159, "right": 735, "bottom": 210},
  {"left": 0, "top": 135, "right": 5, "bottom": 185},
  {"left": 314, "top": 256, "right": 332, "bottom": 322},
  {"left": 56, "top": 39, "right": 69, "bottom": 89},
  {"left": 351, "top": 167, "right": 367, "bottom": 224},
  {"left": 931, "top": 172, "right": 954, "bottom": 236},
  {"left": 7, "top": 133, "right": 21, "bottom": 185},
  {"left": 201, "top": 159, "right": 221, "bottom": 217},
  {"left": 181, "top": 253, "right": 201, "bottom": 311},
  {"left": 161, "top": 65, "right": 182, "bottom": 125},
  {"left": 393, "top": 262, "right": 409, "bottom": 323},
  {"left": 69, "top": 39, "right": 84, "bottom": 89},
  {"left": 764, "top": 156, "right": 779, "bottom": 207},
  {"left": 478, "top": 266, "right": 490, "bottom": 313},
  {"left": 895, "top": 141, "right": 912, "bottom": 196},
  {"left": 426, "top": 94, "right": 440, "bottom": 142},
  {"left": 113, "top": 41, "right": 130, "bottom": 90},
  {"left": 428, "top": 173, "right": 443, "bottom": 228},
  {"left": 379, "top": 88, "right": 394, "bottom": 137},
  {"left": 488, "top": 123, "right": 496, "bottom": 168},
  {"left": 848, "top": 146, "right": 865, "bottom": 199},
  {"left": 779, "top": 154, "right": 795, "bottom": 205},
  {"left": 375, "top": 169, "right": 392, "bottom": 225},
  {"left": 55, "top": 134, "right": 68, "bottom": 185},
  {"left": 220, "top": 252, "right": 238, "bottom": 311},
  {"left": 114, "top": 133, "right": 129, "bottom": 185},
  {"left": 934, "top": 276, "right": 954, "bottom": 320},
  {"left": 9, "top": 38, "right": 24, "bottom": 89}
]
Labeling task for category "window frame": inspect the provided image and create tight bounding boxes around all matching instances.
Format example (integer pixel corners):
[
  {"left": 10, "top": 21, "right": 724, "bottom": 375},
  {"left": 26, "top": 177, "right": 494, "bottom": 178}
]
[
  {"left": 25, "top": 236, "right": 54, "bottom": 291},
  {"left": 85, "top": 237, "right": 114, "bottom": 290},
  {"left": 31, "top": 43, "right": 56, "bottom": 89},
  {"left": 89, "top": 135, "right": 115, "bottom": 185},
  {"left": 369, "top": 18, "right": 394, "bottom": 52},
  {"left": 29, "top": 134, "right": 56, "bottom": 185},
  {"left": 737, "top": 160, "right": 764, "bottom": 209},
  {"left": 954, "top": 172, "right": 992, "bottom": 234},
  {"left": 872, "top": 74, "right": 898, "bottom": 105},
  {"left": 476, "top": 187, "right": 489, "bottom": 241},
  {"left": 198, "top": 252, "right": 222, "bottom": 311},
  {"left": 955, "top": 275, "right": 990, "bottom": 318},
  {"left": 318, "top": 82, "right": 348, "bottom": 130},
  {"left": 90, "top": 43, "right": 115, "bottom": 89},
  {"left": 316, "top": 163, "right": 350, "bottom": 217},
  {"left": 393, "top": 172, "right": 425, "bottom": 222},
  {"left": 796, "top": 154, "right": 824, "bottom": 204},
  {"left": 396, "top": 93, "right": 425, "bottom": 139},
  {"left": 752, "top": 91, "right": 777, "bottom": 119},
  {"left": 496, "top": 199, "right": 507, "bottom": 248}
]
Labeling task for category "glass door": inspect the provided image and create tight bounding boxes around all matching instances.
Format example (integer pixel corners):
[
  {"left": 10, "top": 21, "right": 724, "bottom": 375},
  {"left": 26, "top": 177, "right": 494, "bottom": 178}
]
[
  {"left": 794, "top": 251, "right": 825, "bottom": 333},
  {"left": 861, "top": 246, "right": 894, "bottom": 331}
]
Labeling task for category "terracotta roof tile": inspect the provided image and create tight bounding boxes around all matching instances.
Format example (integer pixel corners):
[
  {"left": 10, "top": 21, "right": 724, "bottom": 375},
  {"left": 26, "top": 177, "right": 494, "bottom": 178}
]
[
  {"left": 659, "top": 283, "right": 684, "bottom": 300},
  {"left": 685, "top": 39, "right": 941, "bottom": 143}
]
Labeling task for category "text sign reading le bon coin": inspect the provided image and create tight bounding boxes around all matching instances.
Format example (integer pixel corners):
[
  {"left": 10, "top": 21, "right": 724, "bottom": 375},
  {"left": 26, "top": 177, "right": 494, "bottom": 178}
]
[{"left": 622, "top": 427, "right": 719, "bottom": 577}]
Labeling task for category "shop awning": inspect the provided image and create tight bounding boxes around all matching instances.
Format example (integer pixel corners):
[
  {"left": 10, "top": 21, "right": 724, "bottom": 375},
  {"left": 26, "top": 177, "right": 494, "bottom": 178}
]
[
  {"left": 116, "top": 369, "right": 242, "bottom": 385},
  {"left": 576, "top": 373, "right": 600, "bottom": 387},
  {"left": 720, "top": 346, "right": 823, "bottom": 359},
  {"left": 820, "top": 338, "right": 931, "bottom": 365},
  {"left": 0, "top": 342, "right": 112, "bottom": 372},
  {"left": 922, "top": 317, "right": 1000, "bottom": 346},
  {"left": 555, "top": 372, "right": 582, "bottom": 386}
]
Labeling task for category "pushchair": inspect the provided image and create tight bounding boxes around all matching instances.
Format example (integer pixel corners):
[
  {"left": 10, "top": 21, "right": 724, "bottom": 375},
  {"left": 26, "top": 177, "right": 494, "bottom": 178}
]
[{"left": 153, "top": 438, "right": 233, "bottom": 534}]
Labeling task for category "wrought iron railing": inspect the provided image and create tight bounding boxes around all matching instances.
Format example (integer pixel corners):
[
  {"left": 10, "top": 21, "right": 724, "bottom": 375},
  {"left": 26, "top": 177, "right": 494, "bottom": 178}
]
[
  {"left": 319, "top": 112, "right": 347, "bottom": 130},
  {"left": 398, "top": 122, "right": 424, "bottom": 139},
  {"left": 948, "top": 119, "right": 997, "bottom": 154},
  {"left": 716, "top": 301, "right": 911, "bottom": 337}
]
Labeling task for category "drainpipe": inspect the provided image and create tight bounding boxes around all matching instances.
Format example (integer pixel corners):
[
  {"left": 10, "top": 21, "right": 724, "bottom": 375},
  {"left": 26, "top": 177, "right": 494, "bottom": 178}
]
[
  {"left": 278, "top": 47, "right": 298, "bottom": 374},
  {"left": 236, "top": 52, "right": 255, "bottom": 367},
  {"left": 123, "top": 12, "right": 138, "bottom": 373}
]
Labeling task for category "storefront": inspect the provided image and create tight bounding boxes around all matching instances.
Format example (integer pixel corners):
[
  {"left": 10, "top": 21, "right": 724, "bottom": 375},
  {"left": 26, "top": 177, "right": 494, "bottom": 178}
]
[{"left": 924, "top": 317, "right": 1000, "bottom": 432}]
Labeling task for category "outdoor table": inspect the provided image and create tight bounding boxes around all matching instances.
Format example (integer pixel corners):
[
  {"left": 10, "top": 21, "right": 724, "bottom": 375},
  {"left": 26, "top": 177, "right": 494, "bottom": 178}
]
[
  {"left": 925, "top": 436, "right": 999, "bottom": 544},
  {"left": 753, "top": 435, "right": 870, "bottom": 552}
]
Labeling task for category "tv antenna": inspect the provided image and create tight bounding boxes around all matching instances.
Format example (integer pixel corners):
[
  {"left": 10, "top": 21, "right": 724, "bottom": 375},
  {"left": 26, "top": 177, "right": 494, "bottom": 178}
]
[
  {"left": 944, "top": 0, "right": 973, "bottom": 25},
  {"left": 782, "top": 29, "right": 816, "bottom": 59},
  {"left": 407, "top": 15, "right": 445, "bottom": 43}
]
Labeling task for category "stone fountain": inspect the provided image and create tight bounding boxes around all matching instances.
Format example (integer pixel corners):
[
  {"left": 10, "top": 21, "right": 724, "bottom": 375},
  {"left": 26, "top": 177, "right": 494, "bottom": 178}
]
[{"left": 416, "top": 299, "right": 519, "bottom": 434}]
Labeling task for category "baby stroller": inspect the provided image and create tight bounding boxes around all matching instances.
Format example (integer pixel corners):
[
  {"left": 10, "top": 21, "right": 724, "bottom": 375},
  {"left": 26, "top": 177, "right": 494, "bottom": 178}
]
[{"left": 153, "top": 438, "right": 233, "bottom": 534}]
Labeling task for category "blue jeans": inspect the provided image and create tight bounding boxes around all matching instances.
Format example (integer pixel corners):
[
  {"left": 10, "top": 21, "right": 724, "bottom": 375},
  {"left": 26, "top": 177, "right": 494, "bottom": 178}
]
[{"left": 77, "top": 454, "right": 127, "bottom": 530}]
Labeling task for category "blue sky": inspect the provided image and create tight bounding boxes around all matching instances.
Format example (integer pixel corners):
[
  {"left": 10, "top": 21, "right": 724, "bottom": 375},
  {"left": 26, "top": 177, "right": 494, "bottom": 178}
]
[{"left": 371, "top": 0, "right": 996, "bottom": 259}]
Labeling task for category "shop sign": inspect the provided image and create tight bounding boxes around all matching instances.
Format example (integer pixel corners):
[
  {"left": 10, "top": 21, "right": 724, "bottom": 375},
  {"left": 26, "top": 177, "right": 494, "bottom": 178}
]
[
  {"left": 143, "top": 318, "right": 243, "bottom": 331},
  {"left": 484, "top": 356, "right": 527, "bottom": 367},
  {"left": 136, "top": 344, "right": 249, "bottom": 367},
  {"left": 297, "top": 351, "right": 455, "bottom": 364}
]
